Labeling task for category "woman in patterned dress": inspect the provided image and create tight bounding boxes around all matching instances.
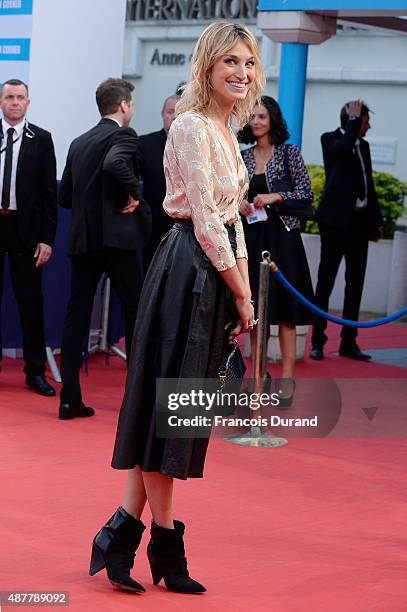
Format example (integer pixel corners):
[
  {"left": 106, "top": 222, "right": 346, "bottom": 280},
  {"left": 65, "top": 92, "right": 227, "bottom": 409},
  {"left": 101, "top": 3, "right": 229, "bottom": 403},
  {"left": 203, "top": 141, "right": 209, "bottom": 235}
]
[
  {"left": 239, "top": 96, "right": 314, "bottom": 405},
  {"left": 89, "top": 23, "right": 265, "bottom": 595}
]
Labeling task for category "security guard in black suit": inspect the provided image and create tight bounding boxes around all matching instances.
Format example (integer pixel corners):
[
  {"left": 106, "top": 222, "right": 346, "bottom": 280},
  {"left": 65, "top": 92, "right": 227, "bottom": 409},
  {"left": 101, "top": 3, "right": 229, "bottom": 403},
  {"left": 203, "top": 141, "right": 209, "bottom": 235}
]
[{"left": 0, "top": 79, "right": 57, "bottom": 396}]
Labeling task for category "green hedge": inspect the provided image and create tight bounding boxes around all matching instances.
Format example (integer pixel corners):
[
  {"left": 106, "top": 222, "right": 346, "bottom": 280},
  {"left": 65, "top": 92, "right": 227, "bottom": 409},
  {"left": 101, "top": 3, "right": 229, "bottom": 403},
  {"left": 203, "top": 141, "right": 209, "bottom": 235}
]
[{"left": 306, "top": 164, "right": 407, "bottom": 238}]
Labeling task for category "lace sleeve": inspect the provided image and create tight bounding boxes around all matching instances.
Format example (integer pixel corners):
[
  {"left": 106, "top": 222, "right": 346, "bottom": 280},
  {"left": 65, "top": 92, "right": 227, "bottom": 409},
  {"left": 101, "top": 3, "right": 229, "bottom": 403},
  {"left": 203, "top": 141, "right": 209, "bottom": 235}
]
[{"left": 168, "top": 114, "right": 237, "bottom": 271}]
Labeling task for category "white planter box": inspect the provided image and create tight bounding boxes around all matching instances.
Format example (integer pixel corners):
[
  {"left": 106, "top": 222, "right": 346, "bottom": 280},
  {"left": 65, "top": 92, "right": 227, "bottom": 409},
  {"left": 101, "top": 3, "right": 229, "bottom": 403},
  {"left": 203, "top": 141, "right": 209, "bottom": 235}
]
[
  {"left": 301, "top": 231, "right": 407, "bottom": 315},
  {"left": 2, "top": 349, "right": 23, "bottom": 359},
  {"left": 267, "top": 325, "right": 309, "bottom": 362},
  {"left": 244, "top": 325, "right": 309, "bottom": 362}
]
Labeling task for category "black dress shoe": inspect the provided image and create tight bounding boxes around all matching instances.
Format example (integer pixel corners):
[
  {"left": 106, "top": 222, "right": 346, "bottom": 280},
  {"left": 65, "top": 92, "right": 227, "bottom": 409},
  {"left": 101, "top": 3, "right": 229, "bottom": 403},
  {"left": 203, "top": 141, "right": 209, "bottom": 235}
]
[
  {"left": 59, "top": 401, "right": 95, "bottom": 420},
  {"left": 339, "top": 341, "right": 371, "bottom": 361},
  {"left": 25, "top": 375, "right": 56, "bottom": 396},
  {"left": 309, "top": 345, "right": 324, "bottom": 360}
]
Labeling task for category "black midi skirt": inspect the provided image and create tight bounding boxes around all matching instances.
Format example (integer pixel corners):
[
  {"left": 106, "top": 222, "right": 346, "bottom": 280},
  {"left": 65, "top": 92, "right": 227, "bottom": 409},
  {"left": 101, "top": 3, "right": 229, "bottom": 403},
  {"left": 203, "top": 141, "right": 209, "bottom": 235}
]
[
  {"left": 111, "top": 220, "right": 234, "bottom": 479},
  {"left": 244, "top": 211, "right": 314, "bottom": 326}
]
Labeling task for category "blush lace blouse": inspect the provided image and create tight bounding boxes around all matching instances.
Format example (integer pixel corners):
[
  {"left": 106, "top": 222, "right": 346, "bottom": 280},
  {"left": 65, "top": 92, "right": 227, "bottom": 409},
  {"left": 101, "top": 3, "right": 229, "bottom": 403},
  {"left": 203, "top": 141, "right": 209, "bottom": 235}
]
[{"left": 163, "top": 110, "right": 248, "bottom": 271}]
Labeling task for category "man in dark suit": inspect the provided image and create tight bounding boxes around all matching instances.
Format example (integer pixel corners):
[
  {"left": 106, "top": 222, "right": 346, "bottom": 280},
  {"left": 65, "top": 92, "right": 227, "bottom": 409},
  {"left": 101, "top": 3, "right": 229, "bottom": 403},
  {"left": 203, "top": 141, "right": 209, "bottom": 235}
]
[
  {"left": 0, "top": 79, "right": 57, "bottom": 395},
  {"left": 58, "top": 78, "right": 151, "bottom": 420},
  {"left": 137, "top": 95, "right": 179, "bottom": 270},
  {"left": 310, "top": 100, "right": 383, "bottom": 361}
]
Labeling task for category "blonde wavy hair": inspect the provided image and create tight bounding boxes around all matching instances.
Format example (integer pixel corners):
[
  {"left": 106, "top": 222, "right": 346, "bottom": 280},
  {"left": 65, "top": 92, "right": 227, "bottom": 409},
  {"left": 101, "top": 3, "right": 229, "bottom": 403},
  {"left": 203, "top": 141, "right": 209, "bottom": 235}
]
[{"left": 176, "top": 22, "right": 265, "bottom": 128}]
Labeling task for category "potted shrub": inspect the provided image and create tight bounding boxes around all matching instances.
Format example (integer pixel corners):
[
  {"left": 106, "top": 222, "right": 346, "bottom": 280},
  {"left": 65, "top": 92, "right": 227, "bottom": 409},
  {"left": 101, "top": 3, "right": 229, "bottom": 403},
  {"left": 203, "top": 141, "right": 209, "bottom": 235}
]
[{"left": 306, "top": 165, "right": 407, "bottom": 237}]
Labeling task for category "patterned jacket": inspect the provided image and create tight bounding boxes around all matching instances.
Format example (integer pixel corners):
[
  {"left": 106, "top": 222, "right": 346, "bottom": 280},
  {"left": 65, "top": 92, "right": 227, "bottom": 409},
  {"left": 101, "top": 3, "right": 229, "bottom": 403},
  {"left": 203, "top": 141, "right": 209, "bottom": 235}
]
[{"left": 241, "top": 144, "right": 313, "bottom": 231}]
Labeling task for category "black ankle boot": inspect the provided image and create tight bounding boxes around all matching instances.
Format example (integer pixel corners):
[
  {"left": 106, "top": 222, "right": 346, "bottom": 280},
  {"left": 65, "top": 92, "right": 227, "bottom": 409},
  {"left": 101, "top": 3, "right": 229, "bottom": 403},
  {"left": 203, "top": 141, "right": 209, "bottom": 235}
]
[
  {"left": 89, "top": 506, "right": 146, "bottom": 593},
  {"left": 147, "top": 520, "right": 206, "bottom": 593}
]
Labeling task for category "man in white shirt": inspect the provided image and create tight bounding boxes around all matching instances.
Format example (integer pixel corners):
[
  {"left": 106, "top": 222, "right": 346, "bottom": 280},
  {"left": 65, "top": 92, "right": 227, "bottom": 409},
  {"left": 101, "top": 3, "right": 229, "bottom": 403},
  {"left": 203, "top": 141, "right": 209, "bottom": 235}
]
[
  {"left": 0, "top": 79, "right": 57, "bottom": 395},
  {"left": 310, "top": 100, "right": 383, "bottom": 361}
]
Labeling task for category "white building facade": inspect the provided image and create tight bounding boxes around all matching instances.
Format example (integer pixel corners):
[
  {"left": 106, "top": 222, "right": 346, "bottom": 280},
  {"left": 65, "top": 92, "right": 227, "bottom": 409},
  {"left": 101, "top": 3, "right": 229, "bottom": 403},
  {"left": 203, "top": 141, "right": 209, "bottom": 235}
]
[
  {"left": 124, "top": 6, "right": 407, "bottom": 186},
  {"left": 123, "top": 3, "right": 407, "bottom": 315}
]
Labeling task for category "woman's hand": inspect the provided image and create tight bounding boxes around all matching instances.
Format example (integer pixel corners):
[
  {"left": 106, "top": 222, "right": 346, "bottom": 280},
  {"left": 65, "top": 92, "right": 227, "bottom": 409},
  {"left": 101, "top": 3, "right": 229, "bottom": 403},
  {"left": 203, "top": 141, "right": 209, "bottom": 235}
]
[
  {"left": 239, "top": 198, "right": 252, "bottom": 217},
  {"left": 234, "top": 296, "right": 255, "bottom": 333},
  {"left": 253, "top": 193, "right": 283, "bottom": 208},
  {"left": 228, "top": 320, "right": 243, "bottom": 341},
  {"left": 219, "top": 264, "right": 252, "bottom": 335}
]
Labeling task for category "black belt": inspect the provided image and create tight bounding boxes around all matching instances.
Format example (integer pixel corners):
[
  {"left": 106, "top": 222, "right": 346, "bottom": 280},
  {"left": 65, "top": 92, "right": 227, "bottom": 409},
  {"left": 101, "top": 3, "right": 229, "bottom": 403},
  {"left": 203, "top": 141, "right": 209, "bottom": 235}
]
[
  {"left": 174, "top": 218, "right": 236, "bottom": 231},
  {"left": 173, "top": 218, "right": 194, "bottom": 230},
  {"left": 173, "top": 218, "right": 237, "bottom": 253},
  {"left": 0, "top": 208, "right": 17, "bottom": 216}
]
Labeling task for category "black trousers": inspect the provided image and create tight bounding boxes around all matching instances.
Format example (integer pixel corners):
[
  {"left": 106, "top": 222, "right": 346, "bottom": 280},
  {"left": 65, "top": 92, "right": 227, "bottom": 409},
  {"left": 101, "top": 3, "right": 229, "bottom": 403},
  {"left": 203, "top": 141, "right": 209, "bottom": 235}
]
[
  {"left": 60, "top": 248, "right": 142, "bottom": 404},
  {"left": 0, "top": 214, "right": 47, "bottom": 376},
  {"left": 312, "top": 211, "right": 369, "bottom": 346}
]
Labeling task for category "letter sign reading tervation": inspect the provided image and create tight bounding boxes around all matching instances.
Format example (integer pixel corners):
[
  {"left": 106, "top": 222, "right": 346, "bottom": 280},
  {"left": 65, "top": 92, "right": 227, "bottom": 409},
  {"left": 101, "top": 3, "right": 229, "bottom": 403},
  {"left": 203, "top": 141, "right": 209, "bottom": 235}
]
[{"left": 127, "top": 0, "right": 257, "bottom": 21}]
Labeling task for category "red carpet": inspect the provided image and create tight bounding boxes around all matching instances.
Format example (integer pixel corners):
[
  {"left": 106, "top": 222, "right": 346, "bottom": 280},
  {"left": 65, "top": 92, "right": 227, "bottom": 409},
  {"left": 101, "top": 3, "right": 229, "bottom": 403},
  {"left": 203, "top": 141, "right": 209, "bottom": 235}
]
[{"left": 1, "top": 321, "right": 407, "bottom": 611}]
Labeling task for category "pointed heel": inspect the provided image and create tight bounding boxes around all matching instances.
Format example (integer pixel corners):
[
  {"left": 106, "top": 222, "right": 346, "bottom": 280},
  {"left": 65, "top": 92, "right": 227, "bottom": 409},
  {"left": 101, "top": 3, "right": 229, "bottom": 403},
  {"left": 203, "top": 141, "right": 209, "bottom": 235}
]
[
  {"left": 89, "top": 508, "right": 146, "bottom": 592},
  {"left": 147, "top": 542, "right": 162, "bottom": 585},
  {"left": 89, "top": 539, "right": 105, "bottom": 576},
  {"left": 148, "top": 520, "right": 206, "bottom": 593}
]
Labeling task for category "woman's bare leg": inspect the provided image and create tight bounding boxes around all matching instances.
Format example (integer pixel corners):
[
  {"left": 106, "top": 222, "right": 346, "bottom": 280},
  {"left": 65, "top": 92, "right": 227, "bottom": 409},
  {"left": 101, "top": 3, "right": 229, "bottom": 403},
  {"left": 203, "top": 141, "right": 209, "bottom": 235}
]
[
  {"left": 142, "top": 472, "right": 174, "bottom": 529},
  {"left": 120, "top": 468, "right": 174, "bottom": 528},
  {"left": 279, "top": 323, "right": 296, "bottom": 380},
  {"left": 121, "top": 466, "right": 147, "bottom": 519}
]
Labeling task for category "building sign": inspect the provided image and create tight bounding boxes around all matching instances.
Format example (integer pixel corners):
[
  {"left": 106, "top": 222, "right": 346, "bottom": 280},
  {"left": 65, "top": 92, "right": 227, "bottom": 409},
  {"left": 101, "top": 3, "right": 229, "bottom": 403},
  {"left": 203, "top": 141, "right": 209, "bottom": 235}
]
[
  {"left": 0, "top": 0, "right": 33, "bottom": 84},
  {"left": 369, "top": 139, "right": 397, "bottom": 165},
  {"left": 150, "top": 48, "right": 191, "bottom": 65},
  {"left": 0, "top": 38, "right": 30, "bottom": 60},
  {"left": 0, "top": 0, "right": 32, "bottom": 14},
  {"left": 127, "top": 0, "right": 257, "bottom": 21}
]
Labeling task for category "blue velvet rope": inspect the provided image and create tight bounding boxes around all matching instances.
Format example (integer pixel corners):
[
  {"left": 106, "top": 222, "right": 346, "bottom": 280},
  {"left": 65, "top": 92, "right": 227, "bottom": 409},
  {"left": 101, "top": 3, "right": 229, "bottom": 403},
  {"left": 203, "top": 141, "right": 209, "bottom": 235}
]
[{"left": 272, "top": 268, "right": 407, "bottom": 328}]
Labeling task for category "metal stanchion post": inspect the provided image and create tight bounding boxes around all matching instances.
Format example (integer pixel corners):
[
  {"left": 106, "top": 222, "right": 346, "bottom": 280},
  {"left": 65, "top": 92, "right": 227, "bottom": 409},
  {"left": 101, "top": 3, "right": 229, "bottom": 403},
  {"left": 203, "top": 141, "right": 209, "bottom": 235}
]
[
  {"left": 99, "top": 277, "right": 111, "bottom": 353},
  {"left": 225, "top": 252, "right": 287, "bottom": 447},
  {"left": 46, "top": 347, "right": 61, "bottom": 382},
  {"left": 88, "top": 275, "right": 127, "bottom": 362}
]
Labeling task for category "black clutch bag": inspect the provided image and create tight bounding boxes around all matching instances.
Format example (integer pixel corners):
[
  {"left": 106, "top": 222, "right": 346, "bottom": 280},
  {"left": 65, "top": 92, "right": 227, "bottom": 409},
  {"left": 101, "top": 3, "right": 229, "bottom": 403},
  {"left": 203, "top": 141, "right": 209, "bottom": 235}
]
[
  {"left": 217, "top": 339, "right": 247, "bottom": 416},
  {"left": 219, "top": 341, "right": 246, "bottom": 386}
]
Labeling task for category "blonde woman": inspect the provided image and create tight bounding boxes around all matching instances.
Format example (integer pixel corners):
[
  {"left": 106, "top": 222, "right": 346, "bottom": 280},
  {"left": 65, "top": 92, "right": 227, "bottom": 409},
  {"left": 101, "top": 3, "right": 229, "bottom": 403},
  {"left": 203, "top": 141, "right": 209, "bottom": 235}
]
[{"left": 89, "top": 22, "right": 265, "bottom": 595}]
